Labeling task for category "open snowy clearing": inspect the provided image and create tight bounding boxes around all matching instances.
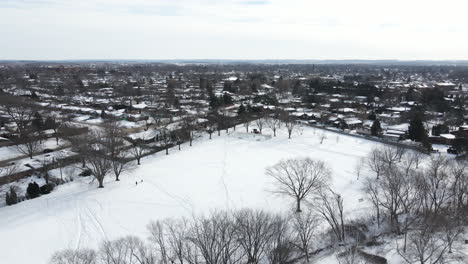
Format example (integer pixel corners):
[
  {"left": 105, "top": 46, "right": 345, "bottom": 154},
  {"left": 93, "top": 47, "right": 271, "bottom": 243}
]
[{"left": 0, "top": 126, "right": 381, "bottom": 264}]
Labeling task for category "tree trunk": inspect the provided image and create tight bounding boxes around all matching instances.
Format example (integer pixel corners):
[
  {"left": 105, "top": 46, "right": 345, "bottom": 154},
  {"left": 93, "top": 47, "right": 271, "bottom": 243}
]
[
  {"left": 296, "top": 197, "right": 302, "bottom": 212},
  {"left": 376, "top": 206, "right": 380, "bottom": 228},
  {"left": 166, "top": 147, "right": 169, "bottom": 155},
  {"left": 137, "top": 158, "right": 141, "bottom": 165},
  {"left": 403, "top": 232, "right": 407, "bottom": 253},
  {"left": 98, "top": 180, "right": 104, "bottom": 188}
]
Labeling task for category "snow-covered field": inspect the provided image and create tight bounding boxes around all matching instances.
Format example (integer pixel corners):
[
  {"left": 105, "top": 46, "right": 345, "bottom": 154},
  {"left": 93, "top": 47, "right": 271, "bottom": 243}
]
[
  {"left": 0, "top": 126, "right": 379, "bottom": 264},
  {"left": 0, "top": 138, "right": 66, "bottom": 161}
]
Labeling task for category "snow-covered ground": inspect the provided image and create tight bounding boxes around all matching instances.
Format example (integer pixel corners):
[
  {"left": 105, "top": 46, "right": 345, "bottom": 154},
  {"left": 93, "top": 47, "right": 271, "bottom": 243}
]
[
  {"left": 0, "top": 138, "right": 67, "bottom": 161},
  {"left": 0, "top": 126, "right": 380, "bottom": 264}
]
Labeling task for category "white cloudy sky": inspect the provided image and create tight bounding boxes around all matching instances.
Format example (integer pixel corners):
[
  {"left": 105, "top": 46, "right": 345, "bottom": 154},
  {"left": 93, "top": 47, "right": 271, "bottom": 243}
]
[{"left": 0, "top": 0, "right": 467, "bottom": 60}]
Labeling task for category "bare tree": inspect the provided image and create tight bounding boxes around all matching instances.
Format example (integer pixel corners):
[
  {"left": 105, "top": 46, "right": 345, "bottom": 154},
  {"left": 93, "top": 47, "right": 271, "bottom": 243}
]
[
  {"left": 314, "top": 188, "right": 345, "bottom": 242},
  {"left": 354, "top": 157, "right": 365, "bottom": 180},
  {"left": 243, "top": 119, "right": 252, "bottom": 133},
  {"left": 111, "top": 149, "right": 134, "bottom": 181},
  {"left": 366, "top": 147, "right": 386, "bottom": 179},
  {"left": 319, "top": 132, "right": 327, "bottom": 144},
  {"left": 101, "top": 120, "right": 125, "bottom": 160},
  {"left": 1, "top": 163, "right": 19, "bottom": 184},
  {"left": 397, "top": 224, "right": 450, "bottom": 264},
  {"left": 291, "top": 210, "right": 318, "bottom": 262},
  {"left": 147, "top": 220, "right": 169, "bottom": 264},
  {"left": 449, "top": 160, "right": 468, "bottom": 210},
  {"left": 254, "top": 118, "right": 265, "bottom": 134},
  {"left": 0, "top": 96, "right": 36, "bottom": 135},
  {"left": 336, "top": 246, "right": 365, "bottom": 264},
  {"left": 148, "top": 218, "right": 191, "bottom": 264},
  {"left": 411, "top": 151, "right": 426, "bottom": 169},
  {"left": 423, "top": 155, "right": 450, "bottom": 215},
  {"left": 188, "top": 211, "right": 240, "bottom": 264},
  {"left": 160, "top": 127, "right": 173, "bottom": 155},
  {"left": 234, "top": 209, "right": 277, "bottom": 264},
  {"left": 100, "top": 236, "right": 156, "bottom": 264},
  {"left": 364, "top": 178, "right": 382, "bottom": 228},
  {"left": 182, "top": 115, "right": 197, "bottom": 147},
  {"left": 50, "top": 249, "right": 97, "bottom": 264},
  {"left": 266, "top": 215, "right": 294, "bottom": 264},
  {"left": 281, "top": 112, "right": 297, "bottom": 139},
  {"left": 129, "top": 141, "right": 147, "bottom": 166},
  {"left": 66, "top": 128, "right": 91, "bottom": 168},
  {"left": 84, "top": 131, "right": 112, "bottom": 188},
  {"left": 368, "top": 166, "right": 420, "bottom": 233},
  {"left": 14, "top": 132, "right": 43, "bottom": 159},
  {"left": 206, "top": 122, "right": 215, "bottom": 139},
  {"left": 265, "top": 117, "right": 281, "bottom": 137},
  {"left": 267, "top": 157, "right": 331, "bottom": 212}
]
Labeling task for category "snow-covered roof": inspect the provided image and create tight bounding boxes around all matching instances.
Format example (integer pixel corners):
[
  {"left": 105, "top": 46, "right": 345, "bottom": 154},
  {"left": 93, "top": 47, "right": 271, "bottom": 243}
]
[
  {"left": 132, "top": 103, "right": 147, "bottom": 110},
  {"left": 440, "top": 134, "right": 455, "bottom": 139}
]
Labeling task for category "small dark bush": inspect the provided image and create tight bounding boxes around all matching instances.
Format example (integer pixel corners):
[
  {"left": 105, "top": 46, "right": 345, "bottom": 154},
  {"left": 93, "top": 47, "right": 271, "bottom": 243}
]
[
  {"left": 5, "top": 187, "right": 18, "bottom": 205},
  {"left": 43, "top": 148, "right": 54, "bottom": 154},
  {"left": 79, "top": 169, "right": 92, "bottom": 177},
  {"left": 40, "top": 183, "right": 55, "bottom": 194},
  {"left": 26, "top": 181, "right": 41, "bottom": 199}
]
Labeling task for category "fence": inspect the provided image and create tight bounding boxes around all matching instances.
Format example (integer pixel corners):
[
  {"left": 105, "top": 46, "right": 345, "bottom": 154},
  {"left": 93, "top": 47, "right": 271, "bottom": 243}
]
[{"left": 306, "top": 124, "right": 428, "bottom": 154}]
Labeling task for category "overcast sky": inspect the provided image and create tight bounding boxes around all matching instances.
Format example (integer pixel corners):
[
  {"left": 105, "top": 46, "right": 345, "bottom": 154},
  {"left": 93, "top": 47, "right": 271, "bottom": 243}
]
[{"left": 1, "top": 0, "right": 467, "bottom": 60}]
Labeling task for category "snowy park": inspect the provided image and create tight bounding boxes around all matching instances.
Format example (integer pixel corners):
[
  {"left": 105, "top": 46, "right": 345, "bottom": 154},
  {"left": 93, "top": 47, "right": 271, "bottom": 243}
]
[{"left": 0, "top": 125, "right": 380, "bottom": 264}]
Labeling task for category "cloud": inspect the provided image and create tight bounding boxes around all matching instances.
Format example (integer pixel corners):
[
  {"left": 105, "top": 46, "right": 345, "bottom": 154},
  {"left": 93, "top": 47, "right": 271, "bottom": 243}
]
[
  {"left": 0, "top": 0, "right": 467, "bottom": 60},
  {"left": 239, "top": 0, "right": 269, "bottom": 5}
]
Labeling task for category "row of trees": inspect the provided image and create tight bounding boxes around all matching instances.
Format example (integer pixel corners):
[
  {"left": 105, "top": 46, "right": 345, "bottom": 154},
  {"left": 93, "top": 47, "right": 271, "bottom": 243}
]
[
  {"left": 363, "top": 145, "right": 468, "bottom": 263},
  {"left": 50, "top": 208, "right": 325, "bottom": 264},
  {"left": 68, "top": 114, "right": 199, "bottom": 188}
]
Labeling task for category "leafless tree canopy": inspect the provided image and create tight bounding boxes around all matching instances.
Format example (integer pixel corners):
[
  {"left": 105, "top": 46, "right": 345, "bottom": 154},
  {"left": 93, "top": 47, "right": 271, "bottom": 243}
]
[
  {"left": 50, "top": 248, "right": 98, "bottom": 264},
  {"left": 265, "top": 117, "right": 281, "bottom": 137},
  {"left": 314, "top": 188, "right": 345, "bottom": 242},
  {"left": 83, "top": 130, "right": 113, "bottom": 188},
  {"left": 291, "top": 210, "right": 318, "bottom": 262},
  {"left": 266, "top": 157, "right": 330, "bottom": 212}
]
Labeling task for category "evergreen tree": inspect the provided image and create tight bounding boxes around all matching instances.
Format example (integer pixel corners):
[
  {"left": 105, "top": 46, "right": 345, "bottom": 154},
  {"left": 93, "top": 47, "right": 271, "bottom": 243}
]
[
  {"left": 371, "top": 120, "right": 382, "bottom": 136},
  {"left": 431, "top": 124, "right": 449, "bottom": 136},
  {"left": 405, "top": 87, "right": 416, "bottom": 101},
  {"left": 209, "top": 94, "right": 219, "bottom": 108},
  {"left": 44, "top": 116, "right": 56, "bottom": 130},
  {"left": 26, "top": 182, "right": 41, "bottom": 199},
  {"left": 32, "top": 112, "right": 43, "bottom": 130},
  {"left": 6, "top": 187, "right": 18, "bottom": 205},
  {"left": 222, "top": 93, "right": 233, "bottom": 105},
  {"left": 408, "top": 117, "right": 427, "bottom": 142},
  {"left": 238, "top": 104, "right": 246, "bottom": 115}
]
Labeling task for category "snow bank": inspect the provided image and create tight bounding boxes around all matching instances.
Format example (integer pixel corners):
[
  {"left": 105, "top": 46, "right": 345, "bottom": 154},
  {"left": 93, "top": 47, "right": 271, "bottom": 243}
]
[{"left": 229, "top": 132, "right": 272, "bottom": 141}]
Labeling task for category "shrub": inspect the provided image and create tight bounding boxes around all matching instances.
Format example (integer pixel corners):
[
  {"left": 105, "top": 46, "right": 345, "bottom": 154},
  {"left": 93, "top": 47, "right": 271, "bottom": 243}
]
[
  {"left": 40, "top": 183, "right": 55, "bottom": 195},
  {"left": 5, "top": 187, "right": 18, "bottom": 205},
  {"left": 26, "top": 182, "right": 41, "bottom": 199},
  {"left": 79, "top": 169, "right": 92, "bottom": 177}
]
